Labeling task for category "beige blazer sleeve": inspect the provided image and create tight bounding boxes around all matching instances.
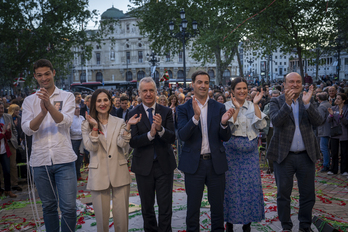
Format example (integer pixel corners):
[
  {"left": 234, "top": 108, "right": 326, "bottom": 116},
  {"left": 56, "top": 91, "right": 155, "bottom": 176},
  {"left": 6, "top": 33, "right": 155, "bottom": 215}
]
[{"left": 82, "top": 116, "right": 132, "bottom": 191}]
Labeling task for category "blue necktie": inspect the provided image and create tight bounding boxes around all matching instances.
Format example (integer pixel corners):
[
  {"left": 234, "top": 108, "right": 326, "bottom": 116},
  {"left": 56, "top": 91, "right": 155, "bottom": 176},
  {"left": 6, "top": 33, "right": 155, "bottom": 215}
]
[
  {"left": 147, "top": 108, "right": 153, "bottom": 124},
  {"left": 147, "top": 108, "right": 157, "bottom": 159}
]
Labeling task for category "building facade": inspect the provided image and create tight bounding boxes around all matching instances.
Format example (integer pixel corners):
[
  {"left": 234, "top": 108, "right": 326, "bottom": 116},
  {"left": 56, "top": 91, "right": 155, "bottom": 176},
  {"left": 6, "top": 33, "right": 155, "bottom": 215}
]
[{"left": 71, "top": 6, "right": 240, "bottom": 88}]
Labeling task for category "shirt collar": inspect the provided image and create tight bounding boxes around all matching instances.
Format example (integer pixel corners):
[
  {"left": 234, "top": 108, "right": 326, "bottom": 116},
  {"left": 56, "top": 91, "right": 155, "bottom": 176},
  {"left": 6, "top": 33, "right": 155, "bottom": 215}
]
[
  {"left": 49, "top": 86, "right": 60, "bottom": 99},
  {"left": 195, "top": 97, "right": 209, "bottom": 107},
  {"left": 142, "top": 102, "right": 156, "bottom": 112}
]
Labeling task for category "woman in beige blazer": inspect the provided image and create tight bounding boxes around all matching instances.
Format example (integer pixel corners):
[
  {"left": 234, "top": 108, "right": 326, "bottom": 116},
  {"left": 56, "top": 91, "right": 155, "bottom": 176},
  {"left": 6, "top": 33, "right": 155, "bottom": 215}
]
[{"left": 82, "top": 89, "right": 141, "bottom": 232}]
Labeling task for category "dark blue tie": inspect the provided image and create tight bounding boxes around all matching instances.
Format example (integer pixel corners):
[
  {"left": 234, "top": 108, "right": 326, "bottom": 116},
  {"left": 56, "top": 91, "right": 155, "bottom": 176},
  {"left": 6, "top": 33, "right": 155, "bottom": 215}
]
[
  {"left": 147, "top": 108, "right": 157, "bottom": 159},
  {"left": 147, "top": 108, "right": 153, "bottom": 124}
]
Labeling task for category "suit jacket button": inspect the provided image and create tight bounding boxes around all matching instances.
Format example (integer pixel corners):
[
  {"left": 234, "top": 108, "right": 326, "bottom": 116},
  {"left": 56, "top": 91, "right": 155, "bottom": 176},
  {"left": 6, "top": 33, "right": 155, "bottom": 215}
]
[{"left": 109, "top": 155, "right": 111, "bottom": 158}]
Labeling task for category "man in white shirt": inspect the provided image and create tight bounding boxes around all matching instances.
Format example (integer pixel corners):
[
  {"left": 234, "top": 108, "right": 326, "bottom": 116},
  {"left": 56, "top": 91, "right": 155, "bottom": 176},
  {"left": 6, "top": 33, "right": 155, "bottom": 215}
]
[{"left": 21, "top": 59, "right": 77, "bottom": 232}]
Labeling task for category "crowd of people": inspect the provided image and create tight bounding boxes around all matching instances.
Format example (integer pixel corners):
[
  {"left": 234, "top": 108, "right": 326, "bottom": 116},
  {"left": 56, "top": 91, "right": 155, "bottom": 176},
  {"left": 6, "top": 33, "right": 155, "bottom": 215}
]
[{"left": 0, "top": 58, "right": 347, "bottom": 232}]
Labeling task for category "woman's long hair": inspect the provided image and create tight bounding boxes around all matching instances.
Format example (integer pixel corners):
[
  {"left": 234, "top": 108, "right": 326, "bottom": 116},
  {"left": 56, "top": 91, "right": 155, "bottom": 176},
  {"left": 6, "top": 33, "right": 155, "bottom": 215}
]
[{"left": 89, "top": 89, "right": 112, "bottom": 130}]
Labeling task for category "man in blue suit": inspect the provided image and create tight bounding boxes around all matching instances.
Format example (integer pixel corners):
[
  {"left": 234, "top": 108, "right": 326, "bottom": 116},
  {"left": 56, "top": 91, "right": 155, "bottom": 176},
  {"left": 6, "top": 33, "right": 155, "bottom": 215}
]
[{"left": 177, "top": 71, "right": 234, "bottom": 232}]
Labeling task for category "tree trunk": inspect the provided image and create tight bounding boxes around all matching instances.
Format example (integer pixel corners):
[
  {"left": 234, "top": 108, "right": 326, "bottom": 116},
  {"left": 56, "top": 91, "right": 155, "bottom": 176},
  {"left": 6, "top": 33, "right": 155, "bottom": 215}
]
[
  {"left": 297, "top": 47, "right": 305, "bottom": 82},
  {"left": 215, "top": 50, "right": 222, "bottom": 85},
  {"left": 236, "top": 47, "right": 243, "bottom": 77}
]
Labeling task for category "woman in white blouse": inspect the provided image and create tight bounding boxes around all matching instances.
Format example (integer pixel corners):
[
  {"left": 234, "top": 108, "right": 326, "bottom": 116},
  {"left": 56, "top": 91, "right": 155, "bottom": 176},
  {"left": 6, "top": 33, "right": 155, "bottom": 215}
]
[
  {"left": 81, "top": 89, "right": 141, "bottom": 232},
  {"left": 223, "top": 77, "right": 267, "bottom": 232}
]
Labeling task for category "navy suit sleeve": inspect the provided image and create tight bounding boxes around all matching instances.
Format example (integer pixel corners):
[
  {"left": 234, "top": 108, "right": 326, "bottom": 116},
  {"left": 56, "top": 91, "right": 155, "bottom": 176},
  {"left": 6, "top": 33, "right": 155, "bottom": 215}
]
[
  {"left": 158, "top": 109, "right": 176, "bottom": 144},
  {"left": 177, "top": 104, "right": 199, "bottom": 141},
  {"left": 218, "top": 105, "right": 231, "bottom": 141},
  {"left": 129, "top": 109, "right": 153, "bottom": 148}
]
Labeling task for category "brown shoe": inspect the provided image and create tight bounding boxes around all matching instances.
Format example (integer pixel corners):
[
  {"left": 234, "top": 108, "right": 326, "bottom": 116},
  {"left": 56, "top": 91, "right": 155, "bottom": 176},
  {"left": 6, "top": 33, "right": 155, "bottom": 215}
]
[{"left": 4, "top": 191, "right": 17, "bottom": 198}]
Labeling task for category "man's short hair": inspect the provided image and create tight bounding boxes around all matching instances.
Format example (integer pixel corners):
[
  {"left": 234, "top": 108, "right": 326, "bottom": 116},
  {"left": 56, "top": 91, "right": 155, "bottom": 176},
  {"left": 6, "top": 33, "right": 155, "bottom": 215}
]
[
  {"left": 138, "top": 77, "right": 157, "bottom": 91},
  {"left": 318, "top": 92, "right": 328, "bottom": 101},
  {"left": 120, "top": 95, "right": 129, "bottom": 102},
  {"left": 271, "top": 90, "right": 280, "bottom": 96},
  {"left": 191, "top": 71, "right": 210, "bottom": 83},
  {"left": 33, "top": 59, "right": 54, "bottom": 73},
  {"left": 74, "top": 92, "right": 81, "bottom": 97}
]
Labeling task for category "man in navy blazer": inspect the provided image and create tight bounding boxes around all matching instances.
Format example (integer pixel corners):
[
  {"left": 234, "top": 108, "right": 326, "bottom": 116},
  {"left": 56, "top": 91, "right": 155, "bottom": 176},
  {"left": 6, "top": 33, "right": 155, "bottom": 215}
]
[
  {"left": 177, "top": 71, "right": 234, "bottom": 232},
  {"left": 128, "top": 77, "right": 176, "bottom": 232}
]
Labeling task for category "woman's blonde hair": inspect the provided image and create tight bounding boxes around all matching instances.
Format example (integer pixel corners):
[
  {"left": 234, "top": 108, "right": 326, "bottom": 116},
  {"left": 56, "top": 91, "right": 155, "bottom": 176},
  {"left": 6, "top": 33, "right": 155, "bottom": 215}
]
[{"left": 8, "top": 104, "right": 20, "bottom": 116}]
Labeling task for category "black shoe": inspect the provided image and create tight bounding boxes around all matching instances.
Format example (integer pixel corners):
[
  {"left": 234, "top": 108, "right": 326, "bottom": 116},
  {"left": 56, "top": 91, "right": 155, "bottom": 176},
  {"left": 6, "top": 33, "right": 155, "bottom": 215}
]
[
  {"left": 320, "top": 166, "right": 329, "bottom": 172},
  {"left": 242, "top": 223, "right": 251, "bottom": 232},
  {"left": 12, "top": 186, "right": 22, "bottom": 191},
  {"left": 226, "top": 222, "right": 233, "bottom": 232},
  {"left": 299, "top": 228, "right": 313, "bottom": 232}
]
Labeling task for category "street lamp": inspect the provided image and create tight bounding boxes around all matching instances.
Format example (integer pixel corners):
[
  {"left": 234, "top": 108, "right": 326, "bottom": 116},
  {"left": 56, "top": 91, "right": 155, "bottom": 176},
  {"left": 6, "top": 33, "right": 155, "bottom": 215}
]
[
  {"left": 146, "top": 51, "right": 160, "bottom": 87},
  {"left": 169, "top": 9, "right": 198, "bottom": 88},
  {"left": 246, "top": 58, "right": 254, "bottom": 80}
]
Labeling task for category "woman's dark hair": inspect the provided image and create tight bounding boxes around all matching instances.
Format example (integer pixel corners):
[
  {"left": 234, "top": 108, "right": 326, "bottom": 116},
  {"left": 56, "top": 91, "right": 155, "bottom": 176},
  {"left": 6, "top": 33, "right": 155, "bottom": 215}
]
[
  {"left": 230, "top": 77, "right": 248, "bottom": 91},
  {"left": 337, "top": 93, "right": 347, "bottom": 104},
  {"left": 89, "top": 89, "right": 113, "bottom": 130},
  {"left": 214, "top": 93, "right": 226, "bottom": 103},
  {"left": 168, "top": 94, "right": 178, "bottom": 107}
]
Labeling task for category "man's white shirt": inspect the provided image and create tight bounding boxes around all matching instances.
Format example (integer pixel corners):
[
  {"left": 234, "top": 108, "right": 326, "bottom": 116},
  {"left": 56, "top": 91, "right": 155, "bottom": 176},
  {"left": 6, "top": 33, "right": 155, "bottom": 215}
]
[{"left": 21, "top": 87, "right": 77, "bottom": 167}]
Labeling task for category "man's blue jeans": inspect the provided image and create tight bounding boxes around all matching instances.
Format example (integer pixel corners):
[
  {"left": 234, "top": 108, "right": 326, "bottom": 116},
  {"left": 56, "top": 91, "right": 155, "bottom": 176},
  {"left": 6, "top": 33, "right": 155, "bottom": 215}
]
[
  {"left": 32, "top": 162, "right": 77, "bottom": 232},
  {"left": 320, "top": 136, "right": 330, "bottom": 168}
]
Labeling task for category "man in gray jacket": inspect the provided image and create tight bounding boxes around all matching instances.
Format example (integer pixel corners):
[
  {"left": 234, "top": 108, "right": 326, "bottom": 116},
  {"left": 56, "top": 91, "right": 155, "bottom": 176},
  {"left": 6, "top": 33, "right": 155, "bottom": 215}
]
[{"left": 316, "top": 92, "right": 332, "bottom": 172}]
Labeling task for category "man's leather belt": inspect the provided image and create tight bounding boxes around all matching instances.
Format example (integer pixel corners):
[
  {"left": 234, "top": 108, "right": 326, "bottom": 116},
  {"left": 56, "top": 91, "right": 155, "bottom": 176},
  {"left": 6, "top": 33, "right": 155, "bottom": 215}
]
[
  {"left": 200, "top": 153, "right": 211, "bottom": 160},
  {"left": 289, "top": 150, "right": 306, "bottom": 154}
]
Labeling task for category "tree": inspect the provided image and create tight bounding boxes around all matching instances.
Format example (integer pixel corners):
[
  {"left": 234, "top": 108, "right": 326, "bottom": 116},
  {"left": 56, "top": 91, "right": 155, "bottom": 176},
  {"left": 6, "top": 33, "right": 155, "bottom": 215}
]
[
  {"left": 233, "top": 0, "right": 337, "bottom": 79},
  {"left": 129, "top": 0, "right": 247, "bottom": 85},
  {"left": 0, "top": 0, "right": 104, "bottom": 91}
]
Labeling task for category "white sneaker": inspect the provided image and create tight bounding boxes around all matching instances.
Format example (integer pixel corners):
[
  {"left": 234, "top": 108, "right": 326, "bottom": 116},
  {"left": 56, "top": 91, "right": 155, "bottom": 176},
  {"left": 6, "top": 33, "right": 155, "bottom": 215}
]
[
  {"left": 327, "top": 171, "right": 334, "bottom": 175},
  {"left": 342, "top": 172, "right": 348, "bottom": 176}
]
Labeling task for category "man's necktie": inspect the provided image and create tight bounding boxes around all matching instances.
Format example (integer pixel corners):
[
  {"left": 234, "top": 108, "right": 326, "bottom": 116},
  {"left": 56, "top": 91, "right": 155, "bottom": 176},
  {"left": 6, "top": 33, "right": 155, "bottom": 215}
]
[{"left": 147, "top": 108, "right": 157, "bottom": 159}]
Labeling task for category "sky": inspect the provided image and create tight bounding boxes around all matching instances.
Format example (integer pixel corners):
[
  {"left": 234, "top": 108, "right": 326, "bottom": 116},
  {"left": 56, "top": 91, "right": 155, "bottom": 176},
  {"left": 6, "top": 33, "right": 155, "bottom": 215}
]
[{"left": 86, "top": 0, "right": 135, "bottom": 29}]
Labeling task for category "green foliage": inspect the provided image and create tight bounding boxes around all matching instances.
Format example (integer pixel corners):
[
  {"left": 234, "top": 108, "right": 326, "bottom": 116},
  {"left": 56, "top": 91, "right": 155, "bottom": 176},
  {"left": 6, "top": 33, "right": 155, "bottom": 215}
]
[
  {"left": 0, "top": 0, "right": 105, "bottom": 89},
  {"left": 233, "top": 0, "right": 338, "bottom": 78},
  {"left": 129, "top": 0, "right": 245, "bottom": 84}
]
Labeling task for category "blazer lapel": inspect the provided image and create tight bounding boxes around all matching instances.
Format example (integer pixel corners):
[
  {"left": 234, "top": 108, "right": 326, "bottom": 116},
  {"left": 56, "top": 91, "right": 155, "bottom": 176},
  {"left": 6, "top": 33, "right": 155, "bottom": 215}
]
[
  {"left": 99, "top": 133, "right": 107, "bottom": 152},
  {"left": 140, "top": 104, "right": 151, "bottom": 130},
  {"left": 188, "top": 99, "right": 201, "bottom": 130},
  {"left": 281, "top": 95, "right": 294, "bottom": 122},
  {"left": 207, "top": 99, "right": 214, "bottom": 130},
  {"left": 106, "top": 116, "right": 117, "bottom": 152}
]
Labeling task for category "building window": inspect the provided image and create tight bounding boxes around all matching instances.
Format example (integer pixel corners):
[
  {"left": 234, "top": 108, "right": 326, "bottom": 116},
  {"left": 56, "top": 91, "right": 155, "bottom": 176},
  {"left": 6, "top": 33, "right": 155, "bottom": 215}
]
[
  {"left": 126, "top": 52, "right": 130, "bottom": 64},
  {"left": 110, "top": 50, "right": 115, "bottom": 60},
  {"left": 208, "top": 69, "right": 215, "bottom": 79},
  {"left": 280, "top": 62, "right": 282, "bottom": 65},
  {"left": 138, "top": 51, "right": 143, "bottom": 63},
  {"left": 96, "top": 45, "right": 100, "bottom": 49},
  {"left": 177, "top": 70, "right": 184, "bottom": 79},
  {"left": 137, "top": 71, "right": 145, "bottom": 81},
  {"left": 275, "top": 68, "right": 278, "bottom": 72},
  {"left": 284, "top": 56, "right": 286, "bottom": 59},
  {"left": 168, "top": 70, "right": 173, "bottom": 79},
  {"left": 96, "top": 53, "right": 100, "bottom": 65},
  {"left": 80, "top": 53, "right": 85, "bottom": 65},
  {"left": 284, "top": 68, "right": 286, "bottom": 72},
  {"left": 275, "top": 62, "right": 277, "bottom": 65},
  {"left": 126, "top": 71, "right": 132, "bottom": 81},
  {"left": 166, "top": 52, "right": 170, "bottom": 62},
  {"left": 126, "top": 44, "right": 130, "bottom": 48},
  {"left": 223, "top": 69, "right": 231, "bottom": 79},
  {"left": 80, "top": 72, "right": 86, "bottom": 82},
  {"left": 275, "top": 56, "right": 278, "bottom": 59},
  {"left": 345, "top": 58, "right": 348, "bottom": 65},
  {"left": 96, "top": 72, "right": 103, "bottom": 82},
  {"left": 138, "top": 43, "right": 142, "bottom": 48},
  {"left": 126, "top": 24, "right": 130, "bottom": 30},
  {"left": 179, "top": 51, "right": 183, "bottom": 62}
]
